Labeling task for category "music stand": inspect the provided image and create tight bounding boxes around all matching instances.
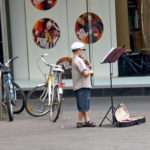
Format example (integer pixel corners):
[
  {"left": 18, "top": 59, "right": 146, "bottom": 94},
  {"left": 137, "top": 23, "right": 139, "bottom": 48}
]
[{"left": 99, "top": 47, "right": 126, "bottom": 127}]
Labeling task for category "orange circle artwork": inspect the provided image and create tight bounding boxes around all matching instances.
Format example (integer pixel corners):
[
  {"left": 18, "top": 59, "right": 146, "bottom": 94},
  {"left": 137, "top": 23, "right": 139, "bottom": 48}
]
[
  {"left": 31, "top": 0, "right": 57, "bottom": 10},
  {"left": 32, "top": 18, "right": 60, "bottom": 49},
  {"left": 75, "top": 12, "right": 104, "bottom": 44}
]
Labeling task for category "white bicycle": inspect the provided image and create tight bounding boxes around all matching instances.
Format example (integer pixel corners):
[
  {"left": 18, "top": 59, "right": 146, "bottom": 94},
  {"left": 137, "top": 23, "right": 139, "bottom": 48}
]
[{"left": 25, "top": 54, "right": 64, "bottom": 122}]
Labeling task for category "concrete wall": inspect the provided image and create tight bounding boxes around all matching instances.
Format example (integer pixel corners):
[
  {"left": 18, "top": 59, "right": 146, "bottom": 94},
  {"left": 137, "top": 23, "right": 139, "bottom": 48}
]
[{"left": 9, "top": 0, "right": 29, "bottom": 80}]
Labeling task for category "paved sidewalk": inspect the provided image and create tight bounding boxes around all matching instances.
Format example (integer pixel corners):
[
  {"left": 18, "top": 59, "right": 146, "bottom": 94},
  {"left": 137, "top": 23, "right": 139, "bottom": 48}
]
[{"left": 0, "top": 96, "right": 150, "bottom": 150}]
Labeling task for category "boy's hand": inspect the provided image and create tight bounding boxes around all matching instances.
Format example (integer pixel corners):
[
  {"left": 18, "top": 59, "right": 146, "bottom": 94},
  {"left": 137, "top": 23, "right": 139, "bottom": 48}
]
[{"left": 89, "top": 70, "right": 94, "bottom": 76}]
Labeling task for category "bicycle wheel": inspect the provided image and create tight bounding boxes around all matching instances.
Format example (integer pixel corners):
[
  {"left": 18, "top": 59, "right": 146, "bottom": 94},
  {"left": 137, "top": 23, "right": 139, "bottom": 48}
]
[
  {"left": 2, "top": 75, "right": 14, "bottom": 121},
  {"left": 13, "top": 82, "right": 25, "bottom": 114},
  {"left": 49, "top": 85, "right": 63, "bottom": 122},
  {"left": 25, "top": 84, "right": 49, "bottom": 117},
  {"left": 6, "top": 100, "right": 14, "bottom": 121}
]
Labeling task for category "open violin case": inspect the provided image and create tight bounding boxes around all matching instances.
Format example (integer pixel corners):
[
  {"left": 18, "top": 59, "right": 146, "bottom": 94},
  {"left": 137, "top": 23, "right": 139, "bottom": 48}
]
[{"left": 114, "top": 104, "right": 146, "bottom": 127}]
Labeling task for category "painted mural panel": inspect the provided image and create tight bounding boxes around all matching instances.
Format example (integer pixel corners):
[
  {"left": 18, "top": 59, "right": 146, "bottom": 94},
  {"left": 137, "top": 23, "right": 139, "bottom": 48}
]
[
  {"left": 17, "top": 0, "right": 117, "bottom": 84},
  {"left": 67, "top": 0, "right": 117, "bottom": 86},
  {"left": 88, "top": 0, "right": 117, "bottom": 86},
  {"left": 25, "top": 0, "right": 68, "bottom": 80}
]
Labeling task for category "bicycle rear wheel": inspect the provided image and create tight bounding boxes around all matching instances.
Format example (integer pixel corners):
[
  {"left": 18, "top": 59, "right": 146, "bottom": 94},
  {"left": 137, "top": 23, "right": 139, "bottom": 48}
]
[
  {"left": 49, "top": 86, "right": 63, "bottom": 122},
  {"left": 25, "top": 84, "right": 49, "bottom": 117},
  {"left": 13, "top": 82, "right": 25, "bottom": 114}
]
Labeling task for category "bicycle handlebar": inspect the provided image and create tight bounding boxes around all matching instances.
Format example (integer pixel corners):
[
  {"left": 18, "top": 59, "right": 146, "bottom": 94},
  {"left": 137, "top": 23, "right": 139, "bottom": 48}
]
[
  {"left": 5, "top": 56, "right": 19, "bottom": 67},
  {"left": 40, "top": 54, "right": 64, "bottom": 72},
  {"left": 0, "top": 56, "right": 19, "bottom": 71}
]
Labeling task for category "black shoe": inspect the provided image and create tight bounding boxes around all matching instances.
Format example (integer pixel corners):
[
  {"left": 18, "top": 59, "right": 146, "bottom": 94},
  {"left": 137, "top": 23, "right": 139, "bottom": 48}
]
[
  {"left": 83, "top": 121, "right": 96, "bottom": 127},
  {"left": 76, "top": 122, "right": 84, "bottom": 128}
]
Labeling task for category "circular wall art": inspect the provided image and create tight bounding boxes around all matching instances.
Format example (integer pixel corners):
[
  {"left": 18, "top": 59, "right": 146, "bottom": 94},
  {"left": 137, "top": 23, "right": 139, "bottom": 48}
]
[
  {"left": 75, "top": 12, "right": 104, "bottom": 44},
  {"left": 32, "top": 18, "right": 60, "bottom": 49},
  {"left": 31, "top": 0, "right": 57, "bottom": 10}
]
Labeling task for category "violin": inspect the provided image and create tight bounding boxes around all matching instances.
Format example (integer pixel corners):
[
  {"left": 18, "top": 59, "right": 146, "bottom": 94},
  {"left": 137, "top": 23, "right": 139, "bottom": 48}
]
[{"left": 79, "top": 56, "right": 92, "bottom": 69}]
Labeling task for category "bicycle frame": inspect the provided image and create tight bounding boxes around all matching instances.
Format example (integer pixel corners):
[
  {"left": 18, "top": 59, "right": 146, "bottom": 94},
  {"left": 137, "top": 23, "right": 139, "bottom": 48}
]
[
  {"left": 40, "top": 54, "right": 64, "bottom": 111},
  {"left": 48, "top": 65, "right": 64, "bottom": 105},
  {"left": 2, "top": 72, "right": 14, "bottom": 102},
  {"left": 48, "top": 74, "right": 53, "bottom": 106},
  {"left": 0, "top": 56, "right": 18, "bottom": 102},
  {"left": 0, "top": 56, "right": 19, "bottom": 121}
]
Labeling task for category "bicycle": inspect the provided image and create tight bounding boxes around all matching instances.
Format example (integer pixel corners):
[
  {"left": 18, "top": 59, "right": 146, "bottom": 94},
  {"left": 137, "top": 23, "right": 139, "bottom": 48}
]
[
  {"left": 0, "top": 56, "right": 25, "bottom": 121},
  {"left": 25, "top": 54, "right": 64, "bottom": 122}
]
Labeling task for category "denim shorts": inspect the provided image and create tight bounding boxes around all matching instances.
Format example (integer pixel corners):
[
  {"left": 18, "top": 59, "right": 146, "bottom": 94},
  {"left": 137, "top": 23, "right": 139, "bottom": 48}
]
[{"left": 74, "top": 88, "right": 91, "bottom": 112}]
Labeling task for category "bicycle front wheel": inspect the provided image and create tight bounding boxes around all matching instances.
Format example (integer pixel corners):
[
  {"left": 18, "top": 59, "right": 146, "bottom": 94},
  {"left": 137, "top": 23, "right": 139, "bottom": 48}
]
[
  {"left": 25, "top": 84, "right": 49, "bottom": 117},
  {"left": 6, "top": 100, "right": 14, "bottom": 121},
  {"left": 49, "top": 86, "right": 63, "bottom": 122},
  {"left": 13, "top": 82, "right": 25, "bottom": 114}
]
